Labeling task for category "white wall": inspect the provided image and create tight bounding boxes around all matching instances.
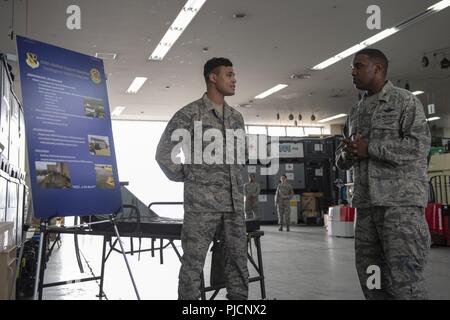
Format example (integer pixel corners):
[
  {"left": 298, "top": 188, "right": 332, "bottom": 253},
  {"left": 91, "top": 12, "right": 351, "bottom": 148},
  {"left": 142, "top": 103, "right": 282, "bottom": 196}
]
[{"left": 112, "top": 120, "right": 184, "bottom": 218}]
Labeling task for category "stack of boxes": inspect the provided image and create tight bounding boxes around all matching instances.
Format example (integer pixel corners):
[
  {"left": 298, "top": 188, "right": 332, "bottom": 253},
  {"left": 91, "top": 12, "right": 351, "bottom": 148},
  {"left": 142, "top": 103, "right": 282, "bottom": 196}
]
[
  {"left": 0, "top": 221, "right": 16, "bottom": 299},
  {"left": 0, "top": 54, "right": 28, "bottom": 299},
  {"left": 301, "top": 192, "right": 323, "bottom": 224},
  {"left": 265, "top": 138, "right": 305, "bottom": 224},
  {"left": 242, "top": 135, "right": 350, "bottom": 225},
  {"left": 0, "top": 55, "right": 28, "bottom": 241}
]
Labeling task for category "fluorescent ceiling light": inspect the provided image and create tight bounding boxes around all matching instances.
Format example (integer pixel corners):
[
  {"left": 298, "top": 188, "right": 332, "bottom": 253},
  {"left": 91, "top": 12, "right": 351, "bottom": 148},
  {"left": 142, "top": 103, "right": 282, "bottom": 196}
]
[
  {"left": 427, "top": 117, "right": 441, "bottom": 122},
  {"left": 361, "top": 28, "right": 399, "bottom": 46},
  {"left": 313, "top": 45, "right": 364, "bottom": 70},
  {"left": 428, "top": 0, "right": 450, "bottom": 11},
  {"left": 312, "top": 0, "right": 450, "bottom": 71},
  {"left": 95, "top": 52, "right": 117, "bottom": 60},
  {"left": 318, "top": 114, "right": 348, "bottom": 123},
  {"left": 412, "top": 91, "right": 424, "bottom": 95},
  {"left": 335, "top": 44, "right": 366, "bottom": 59},
  {"left": 312, "top": 28, "right": 398, "bottom": 71},
  {"left": 126, "top": 77, "right": 147, "bottom": 94},
  {"left": 312, "top": 57, "right": 340, "bottom": 71},
  {"left": 149, "top": 0, "right": 207, "bottom": 61},
  {"left": 255, "top": 84, "right": 288, "bottom": 99},
  {"left": 111, "top": 106, "right": 126, "bottom": 116}
]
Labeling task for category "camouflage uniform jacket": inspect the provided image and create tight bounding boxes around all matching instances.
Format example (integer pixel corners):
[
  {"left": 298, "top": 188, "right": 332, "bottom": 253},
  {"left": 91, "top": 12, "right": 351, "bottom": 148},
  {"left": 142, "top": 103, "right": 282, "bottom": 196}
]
[
  {"left": 336, "top": 81, "right": 431, "bottom": 208},
  {"left": 244, "top": 181, "right": 260, "bottom": 198},
  {"left": 156, "top": 94, "right": 246, "bottom": 213},
  {"left": 275, "top": 181, "right": 294, "bottom": 205}
]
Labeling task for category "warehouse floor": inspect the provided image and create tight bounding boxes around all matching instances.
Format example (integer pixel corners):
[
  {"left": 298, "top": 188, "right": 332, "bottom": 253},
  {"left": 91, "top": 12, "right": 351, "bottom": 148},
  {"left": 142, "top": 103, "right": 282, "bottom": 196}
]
[{"left": 41, "top": 224, "right": 450, "bottom": 300}]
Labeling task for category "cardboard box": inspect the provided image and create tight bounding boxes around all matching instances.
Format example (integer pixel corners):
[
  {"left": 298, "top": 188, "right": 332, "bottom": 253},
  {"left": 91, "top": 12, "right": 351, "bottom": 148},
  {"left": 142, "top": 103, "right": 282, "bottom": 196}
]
[
  {"left": 301, "top": 192, "right": 324, "bottom": 211},
  {"left": 0, "top": 222, "right": 14, "bottom": 252},
  {"left": 0, "top": 245, "right": 17, "bottom": 300},
  {"left": 301, "top": 197, "right": 317, "bottom": 211},
  {"left": 302, "top": 192, "right": 324, "bottom": 198},
  {"left": 30, "top": 214, "right": 40, "bottom": 227},
  {"left": 303, "top": 210, "right": 319, "bottom": 217}
]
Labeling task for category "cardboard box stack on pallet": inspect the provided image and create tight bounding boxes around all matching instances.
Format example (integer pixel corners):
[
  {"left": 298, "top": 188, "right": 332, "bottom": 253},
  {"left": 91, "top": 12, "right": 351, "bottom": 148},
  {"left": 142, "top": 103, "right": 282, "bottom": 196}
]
[
  {"left": 301, "top": 192, "right": 323, "bottom": 224},
  {"left": 0, "top": 222, "right": 16, "bottom": 300}
]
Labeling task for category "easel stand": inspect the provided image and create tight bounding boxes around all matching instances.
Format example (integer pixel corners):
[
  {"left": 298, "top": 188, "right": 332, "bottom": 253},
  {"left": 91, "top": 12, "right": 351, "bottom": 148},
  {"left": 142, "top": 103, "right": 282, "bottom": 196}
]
[{"left": 33, "top": 212, "right": 141, "bottom": 300}]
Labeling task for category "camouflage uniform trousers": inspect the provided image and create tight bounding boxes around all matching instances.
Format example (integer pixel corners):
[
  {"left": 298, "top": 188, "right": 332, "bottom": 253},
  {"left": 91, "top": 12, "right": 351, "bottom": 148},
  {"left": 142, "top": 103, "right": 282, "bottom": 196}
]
[
  {"left": 355, "top": 206, "right": 431, "bottom": 300},
  {"left": 178, "top": 211, "right": 249, "bottom": 300},
  {"left": 277, "top": 201, "right": 291, "bottom": 228},
  {"left": 245, "top": 196, "right": 259, "bottom": 220}
]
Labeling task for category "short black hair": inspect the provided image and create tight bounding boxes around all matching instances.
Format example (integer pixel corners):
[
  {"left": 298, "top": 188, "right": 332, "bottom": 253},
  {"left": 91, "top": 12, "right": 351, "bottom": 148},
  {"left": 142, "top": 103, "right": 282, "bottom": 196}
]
[
  {"left": 249, "top": 173, "right": 256, "bottom": 178},
  {"left": 355, "top": 48, "right": 388, "bottom": 76},
  {"left": 203, "top": 57, "right": 233, "bottom": 82}
]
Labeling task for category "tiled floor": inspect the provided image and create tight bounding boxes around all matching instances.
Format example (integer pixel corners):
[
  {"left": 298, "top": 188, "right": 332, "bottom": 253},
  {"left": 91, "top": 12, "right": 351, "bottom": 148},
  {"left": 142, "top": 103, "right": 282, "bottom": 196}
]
[{"left": 41, "top": 224, "right": 450, "bottom": 300}]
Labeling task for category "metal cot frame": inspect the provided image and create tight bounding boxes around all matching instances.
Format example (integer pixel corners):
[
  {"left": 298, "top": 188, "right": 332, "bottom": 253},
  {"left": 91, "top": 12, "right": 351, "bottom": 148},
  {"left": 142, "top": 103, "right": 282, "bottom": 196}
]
[{"left": 35, "top": 202, "right": 266, "bottom": 300}]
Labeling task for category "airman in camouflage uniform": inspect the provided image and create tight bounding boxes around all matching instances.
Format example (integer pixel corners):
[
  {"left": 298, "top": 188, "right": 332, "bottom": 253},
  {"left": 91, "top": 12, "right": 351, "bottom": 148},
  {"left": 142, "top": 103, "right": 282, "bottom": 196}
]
[
  {"left": 244, "top": 174, "right": 261, "bottom": 219},
  {"left": 155, "top": 58, "right": 249, "bottom": 300},
  {"left": 275, "top": 175, "right": 294, "bottom": 231},
  {"left": 336, "top": 49, "right": 431, "bottom": 300}
]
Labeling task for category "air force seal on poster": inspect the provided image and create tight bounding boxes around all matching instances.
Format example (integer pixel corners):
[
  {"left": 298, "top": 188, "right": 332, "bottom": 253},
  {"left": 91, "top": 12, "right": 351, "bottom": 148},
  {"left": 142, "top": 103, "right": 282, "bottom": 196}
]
[
  {"left": 26, "top": 52, "right": 40, "bottom": 69},
  {"left": 90, "top": 68, "right": 101, "bottom": 84}
]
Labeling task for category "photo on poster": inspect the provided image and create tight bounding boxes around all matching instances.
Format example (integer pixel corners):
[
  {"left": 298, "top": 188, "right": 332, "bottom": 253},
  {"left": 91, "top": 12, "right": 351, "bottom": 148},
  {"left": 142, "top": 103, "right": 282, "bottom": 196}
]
[
  {"left": 88, "top": 135, "right": 111, "bottom": 156},
  {"left": 35, "top": 161, "right": 72, "bottom": 189},
  {"left": 95, "top": 164, "right": 115, "bottom": 189},
  {"left": 83, "top": 97, "right": 105, "bottom": 118}
]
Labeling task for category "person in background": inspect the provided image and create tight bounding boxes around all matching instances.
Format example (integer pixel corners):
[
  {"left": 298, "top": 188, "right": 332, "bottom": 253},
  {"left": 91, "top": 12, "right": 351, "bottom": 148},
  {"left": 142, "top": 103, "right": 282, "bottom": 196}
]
[
  {"left": 244, "top": 173, "right": 261, "bottom": 219},
  {"left": 275, "top": 174, "right": 294, "bottom": 231}
]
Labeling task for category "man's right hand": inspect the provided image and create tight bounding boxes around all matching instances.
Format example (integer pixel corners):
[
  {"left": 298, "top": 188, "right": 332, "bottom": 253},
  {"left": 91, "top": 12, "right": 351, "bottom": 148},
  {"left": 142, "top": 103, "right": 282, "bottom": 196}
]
[
  {"left": 340, "top": 139, "right": 356, "bottom": 161},
  {"left": 341, "top": 138, "right": 353, "bottom": 149}
]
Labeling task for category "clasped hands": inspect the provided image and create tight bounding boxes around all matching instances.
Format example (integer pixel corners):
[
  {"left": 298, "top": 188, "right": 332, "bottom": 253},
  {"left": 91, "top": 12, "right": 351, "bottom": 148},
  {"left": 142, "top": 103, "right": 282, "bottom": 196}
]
[{"left": 342, "top": 133, "right": 369, "bottom": 160}]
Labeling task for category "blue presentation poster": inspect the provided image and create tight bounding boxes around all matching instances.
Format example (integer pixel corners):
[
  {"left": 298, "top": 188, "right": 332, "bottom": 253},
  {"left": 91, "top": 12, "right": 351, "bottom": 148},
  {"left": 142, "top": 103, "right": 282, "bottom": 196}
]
[{"left": 16, "top": 36, "right": 122, "bottom": 218}]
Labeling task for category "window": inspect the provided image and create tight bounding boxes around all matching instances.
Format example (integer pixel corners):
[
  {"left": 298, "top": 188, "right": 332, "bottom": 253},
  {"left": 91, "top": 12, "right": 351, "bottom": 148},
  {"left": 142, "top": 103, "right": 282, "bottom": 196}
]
[
  {"left": 110, "top": 120, "right": 185, "bottom": 299},
  {"left": 286, "top": 127, "right": 306, "bottom": 137},
  {"left": 267, "top": 126, "right": 286, "bottom": 137},
  {"left": 248, "top": 126, "right": 267, "bottom": 135},
  {"left": 304, "top": 127, "right": 323, "bottom": 136},
  {"left": 112, "top": 120, "right": 184, "bottom": 219}
]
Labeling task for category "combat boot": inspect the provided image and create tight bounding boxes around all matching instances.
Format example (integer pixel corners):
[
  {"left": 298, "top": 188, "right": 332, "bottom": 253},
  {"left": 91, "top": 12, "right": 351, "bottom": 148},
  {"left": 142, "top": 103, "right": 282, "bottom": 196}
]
[{"left": 278, "top": 226, "right": 283, "bottom": 231}]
